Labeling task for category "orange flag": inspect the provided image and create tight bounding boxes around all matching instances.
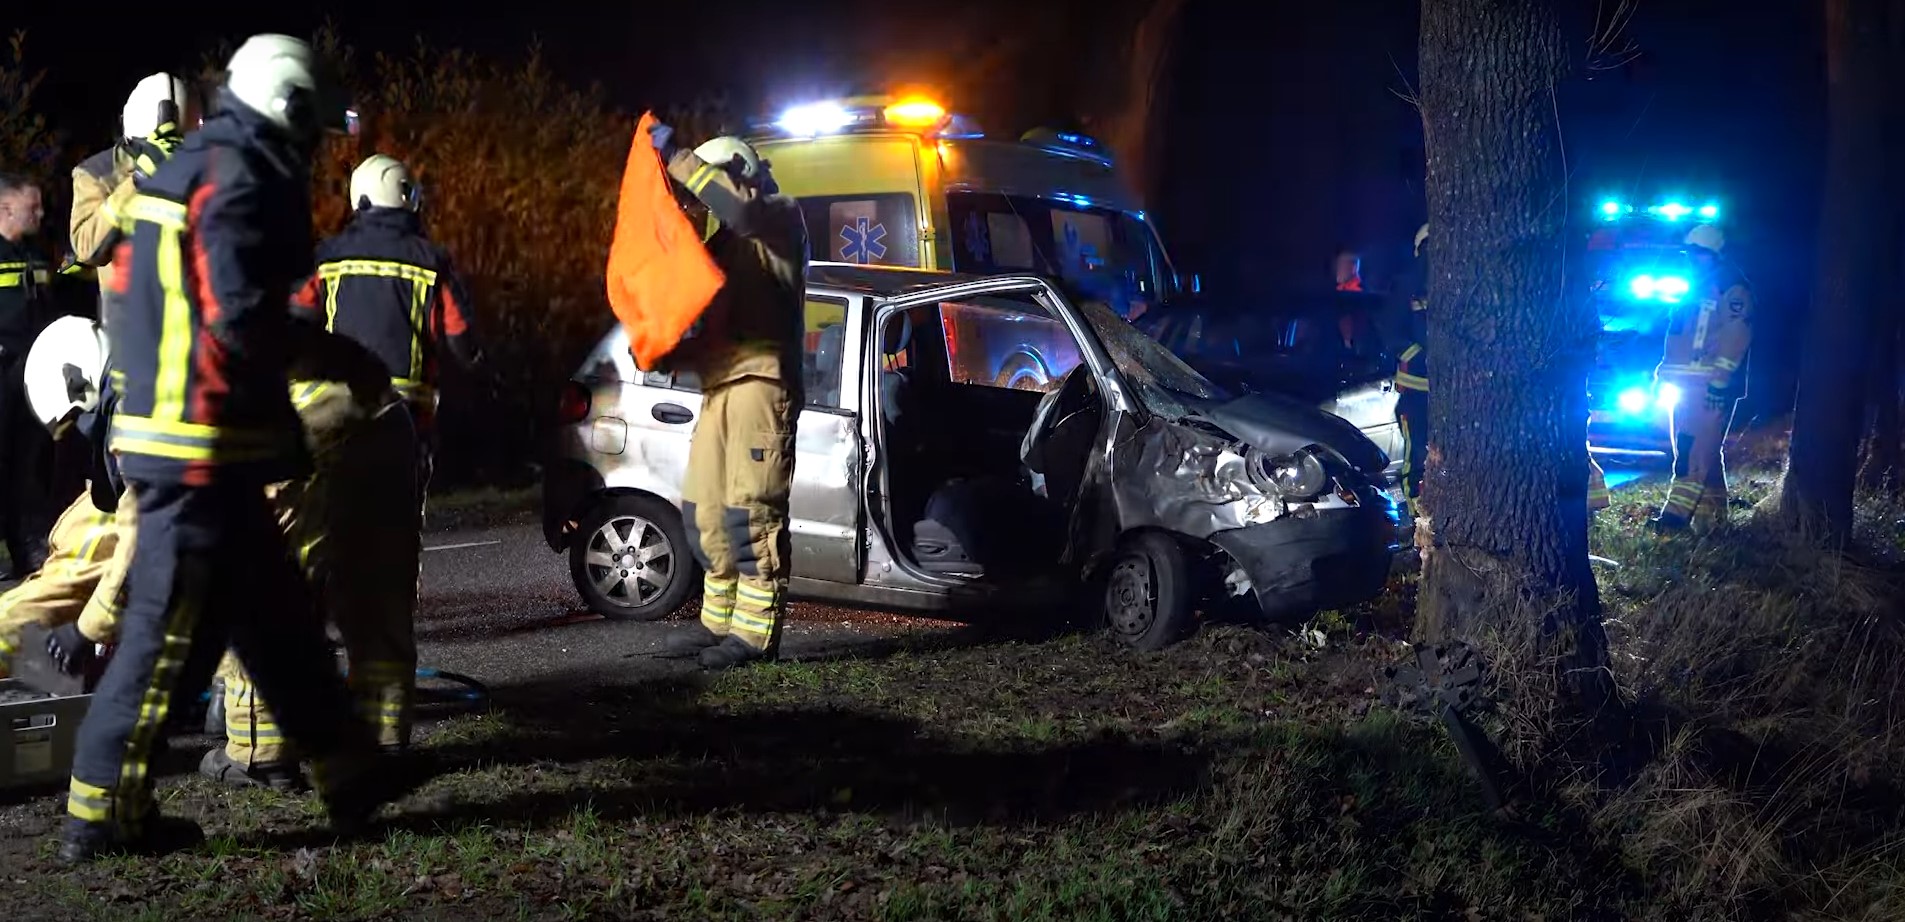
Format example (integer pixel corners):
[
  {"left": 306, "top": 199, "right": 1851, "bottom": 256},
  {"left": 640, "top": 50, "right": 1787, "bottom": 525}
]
[{"left": 605, "top": 112, "right": 726, "bottom": 371}]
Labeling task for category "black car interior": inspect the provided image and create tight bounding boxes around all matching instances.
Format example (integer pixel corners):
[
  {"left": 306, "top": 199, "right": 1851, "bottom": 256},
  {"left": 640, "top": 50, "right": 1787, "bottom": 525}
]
[{"left": 875, "top": 301, "right": 1075, "bottom": 578}]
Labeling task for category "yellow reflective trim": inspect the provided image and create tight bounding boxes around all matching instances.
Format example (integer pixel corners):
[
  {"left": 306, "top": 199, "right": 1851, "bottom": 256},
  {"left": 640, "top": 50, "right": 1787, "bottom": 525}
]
[
  {"left": 409, "top": 274, "right": 428, "bottom": 380},
  {"left": 68, "top": 777, "right": 113, "bottom": 822},
  {"left": 0, "top": 261, "right": 25, "bottom": 270},
  {"left": 1395, "top": 373, "right": 1430, "bottom": 392},
  {"left": 0, "top": 272, "right": 20, "bottom": 288},
  {"left": 1399, "top": 343, "right": 1422, "bottom": 362},
  {"left": 112, "top": 413, "right": 289, "bottom": 463},
  {"left": 153, "top": 227, "right": 193, "bottom": 422},
  {"left": 688, "top": 164, "right": 719, "bottom": 195},
  {"left": 324, "top": 275, "right": 340, "bottom": 330},
  {"left": 315, "top": 259, "right": 438, "bottom": 287},
  {"left": 1712, "top": 356, "right": 1740, "bottom": 372}
]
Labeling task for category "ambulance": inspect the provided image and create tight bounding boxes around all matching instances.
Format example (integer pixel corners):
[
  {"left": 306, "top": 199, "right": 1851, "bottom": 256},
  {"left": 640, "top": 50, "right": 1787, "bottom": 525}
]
[
  {"left": 1585, "top": 195, "right": 1724, "bottom": 456},
  {"left": 745, "top": 95, "right": 1189, "bottom": 391}
]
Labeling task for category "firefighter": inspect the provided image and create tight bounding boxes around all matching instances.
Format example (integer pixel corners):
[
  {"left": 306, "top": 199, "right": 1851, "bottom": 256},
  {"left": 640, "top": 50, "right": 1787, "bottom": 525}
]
[
  {"left": 69, "top": 73, "right": 194, "bottom": 311},
  {"left": 1333, "top": 248, "right": 1363, "bottom": 293},
  {"left": 648, "top": 125, "right": 810, "bottom": 671},
  {"left": 1393, "top": 225, "right": 1430, "bottom": 518},
  {"left": 0, "top": 317, "right": 119, "bottom": 679},
  {"left": 1588, "top": 454, "right": 1611, "bottom": 513},
  {"left": 58, "top": 34, "right": 416, "bottom": 864},
  {"left": 291, "top": 153, "right": 481, "bottom": 507},
  {"left": 1654, "top": 223, "right": 1752, "bottom": 533},
  {"left": 205, "top": 331, "right": 420, "bottom": 789},
  {"left": 0, "top": 172, "right": 53, "bottom": 578}
]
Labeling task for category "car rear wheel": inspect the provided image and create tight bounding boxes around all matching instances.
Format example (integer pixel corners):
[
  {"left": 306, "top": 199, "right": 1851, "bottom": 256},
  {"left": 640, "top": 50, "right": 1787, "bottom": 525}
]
[
  {"left": 569, "top": 494, "right": 698, "bottom": 621},
  {"left": 1103, "top": 531, "right": 1196, "bottom": 651}
]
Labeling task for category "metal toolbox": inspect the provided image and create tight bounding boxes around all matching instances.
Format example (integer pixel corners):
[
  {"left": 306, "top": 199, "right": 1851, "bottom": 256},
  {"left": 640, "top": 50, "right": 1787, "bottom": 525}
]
[{"left": 1, "top": 678, "right": 91, "bottom": 791}]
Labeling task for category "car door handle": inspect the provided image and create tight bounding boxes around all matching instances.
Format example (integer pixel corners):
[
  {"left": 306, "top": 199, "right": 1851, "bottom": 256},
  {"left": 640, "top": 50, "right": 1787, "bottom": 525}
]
[{"left": 652, "top": 403, "right": 695, "bottom": 425}]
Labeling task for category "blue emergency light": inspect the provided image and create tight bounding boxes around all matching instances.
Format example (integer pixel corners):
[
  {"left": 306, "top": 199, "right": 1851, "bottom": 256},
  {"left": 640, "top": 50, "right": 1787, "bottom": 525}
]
[
  {"left": 1615, "top": 381, "right": 1681, "bottom": 417},
  {"left": 1627, "top": 273, "right": 1690, "bottom": 304},
  {"left": 1598, "top": 199, "right": 1720, "bottom": 222}
]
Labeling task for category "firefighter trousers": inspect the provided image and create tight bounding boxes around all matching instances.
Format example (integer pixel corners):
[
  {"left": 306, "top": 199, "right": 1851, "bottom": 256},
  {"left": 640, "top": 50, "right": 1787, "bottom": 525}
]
[
  {"left": 1588, "top": 454, "right": 1610, "bottom": 512},
  {"left": 1395, "top": 390, "right": 1429, "bottom": 517},
  {"left": 0, "top": 491, "right": 120, "bottom": 677},
  {"left": 681, "top": 375, "right": 798, "bottom": 654},
  {"left": 65, "top": 479, "right": 378, "bottom": 837},
  {"left": 221, "top": 405, "right": 422, "bottom": 768},
  {"left": 1661, "top": 382, "right": 1735, "bottom": 529}
]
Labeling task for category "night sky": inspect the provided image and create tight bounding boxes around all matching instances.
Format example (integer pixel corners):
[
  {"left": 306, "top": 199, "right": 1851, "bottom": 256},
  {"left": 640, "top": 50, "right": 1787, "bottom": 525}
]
[{"left": 12, "top": 0, "right": 1828, "bottom": 413}]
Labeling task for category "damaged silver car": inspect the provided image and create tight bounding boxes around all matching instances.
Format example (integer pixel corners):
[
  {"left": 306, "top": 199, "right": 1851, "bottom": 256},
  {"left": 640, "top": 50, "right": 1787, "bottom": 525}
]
[{"left": 542, "top": 265, "right": 1404, "bottom": 649}]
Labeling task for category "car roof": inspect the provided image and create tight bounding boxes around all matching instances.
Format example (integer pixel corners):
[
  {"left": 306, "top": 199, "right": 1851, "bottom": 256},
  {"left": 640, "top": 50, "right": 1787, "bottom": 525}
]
[{"left": 807, "top": 261, "right": 992, "bottom": 298}]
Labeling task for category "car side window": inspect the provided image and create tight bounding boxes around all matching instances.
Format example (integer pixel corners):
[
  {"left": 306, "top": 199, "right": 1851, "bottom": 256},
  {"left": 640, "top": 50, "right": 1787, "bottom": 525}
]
[
  {"left": 937, "top": 297, "right": 1083, "bottom": 393},
  {"left": 803, "top": 296, "right": 849, "bottom": 409}
]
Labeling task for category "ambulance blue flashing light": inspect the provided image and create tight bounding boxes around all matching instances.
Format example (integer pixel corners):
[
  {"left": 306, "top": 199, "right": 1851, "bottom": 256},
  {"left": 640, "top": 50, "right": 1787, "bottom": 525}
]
[
  {"left": 1699, "top": 203, "right": 1720, "bottom": 219},
  {"left": 1600, "top": 198, "right": 1721, "bottom": 222},
  {"left": 766, "top": 97, "right": 984, "bottom": 139},
  {"left": 1020, "top": 128, "right": 1115, "bottom": 168},
  {"left": 777, "top": 101, "right": 857, "bottom": 137},
  {"left": 1628, "top": 273, "right": 1690, "bottom": 304},
  {"left": 1615, "top": 382, "right": 1681, "bottom": 417}
]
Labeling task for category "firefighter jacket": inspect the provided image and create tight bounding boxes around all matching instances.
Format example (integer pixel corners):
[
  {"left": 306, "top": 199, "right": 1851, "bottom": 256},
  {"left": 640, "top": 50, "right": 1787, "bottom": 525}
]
[
  {"left": 1394, "top": 296, "right": 1429, "bottom": 394},
  {"left": 1658, "top": 262, "right": 1753, "bottom": 395},
  {"left": 663, "top": 148, "right": 809, "bottom": 390},
  {"left": 290, "top": 207, "right": 480, "bottom": 408},
  {"left": 0, "top": 235, "right": 53, "bottom": 358},
  {"left": 106, "top": 105, "right": 320, "bottom": 487},
  {"left": 284, "top": 323, "right": 405, "bottom": 465},
  {"left": 77, "top": 368, "right": 125, "bottom": 514},
  {"left": 70, "top": 147, "right": 136, "bottom": 288}
]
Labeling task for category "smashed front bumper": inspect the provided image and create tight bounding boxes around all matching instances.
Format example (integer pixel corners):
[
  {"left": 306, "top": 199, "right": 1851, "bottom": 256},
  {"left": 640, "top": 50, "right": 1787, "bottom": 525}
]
[{"left": 1209, "top": 492, "right": 1399, "bottom": 620}]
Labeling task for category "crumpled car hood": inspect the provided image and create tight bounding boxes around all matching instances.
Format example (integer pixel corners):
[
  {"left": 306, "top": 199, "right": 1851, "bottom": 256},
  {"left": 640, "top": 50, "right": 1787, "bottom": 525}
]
[{"left": 1180, "top": 392, "right": 1389, "bottom": 475}]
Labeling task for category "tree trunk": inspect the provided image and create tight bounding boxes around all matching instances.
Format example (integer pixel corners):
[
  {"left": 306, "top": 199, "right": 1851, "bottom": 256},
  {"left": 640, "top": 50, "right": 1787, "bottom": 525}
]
[
  {"left": 1416, "top": 0, "right": 1607, "bottom": 704},
  {"left": 1103, "top": 0, "right": 1186, "bottom": 205},
  {"left": 1780, "top": 0, "right": 1890, "bottom": 540},
  {"left": 1859, "top": 0, "right": 1905, "bottom": 494}
]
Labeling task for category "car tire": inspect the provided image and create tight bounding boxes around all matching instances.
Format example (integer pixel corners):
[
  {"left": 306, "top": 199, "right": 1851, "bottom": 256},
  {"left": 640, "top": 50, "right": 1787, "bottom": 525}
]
[
  {"left": 993, "top": 353, "right": 1050, "bottom": 392},
  {"left": 568, "top": 494, "right": 699, "bottom": 621},
  {"left": 1102, "top": 531, "right": 1196, "bottom": 651}
]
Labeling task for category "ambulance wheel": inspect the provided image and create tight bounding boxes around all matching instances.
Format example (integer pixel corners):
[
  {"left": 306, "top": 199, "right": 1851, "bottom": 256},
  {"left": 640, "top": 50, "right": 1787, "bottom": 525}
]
[
  {"left": 1102, "top": 531, "right": 1196, "bottom": 651},
  {"left": 569, "top": 494, "right": 698, "bottom": 621},
  {"left": 993, "top": 353, "right": 1051, "bottom": 392}
]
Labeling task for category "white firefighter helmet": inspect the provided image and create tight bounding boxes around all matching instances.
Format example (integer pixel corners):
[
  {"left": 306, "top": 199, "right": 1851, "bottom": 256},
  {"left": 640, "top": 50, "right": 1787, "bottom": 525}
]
[
  {"left": 1684, "top": 223, "right": 1726, "bottom": 254},
  {"left": 24, "top": 316, "right": 109, "bottom": 432},
  {"left": 123, "top": 73, "right": 190, "bottom": 140},
  {"left": 1413, "top": 223, "right": 1430, "bottom": 257},
  {"left": 350, "top": 154, "right": 419, "bottom": 211},
  {"left": 693, "top": 136, "right": 769, "bottom": 186},
  {"left": 224, "top": 34, "right": 351, "bottom": 143}
]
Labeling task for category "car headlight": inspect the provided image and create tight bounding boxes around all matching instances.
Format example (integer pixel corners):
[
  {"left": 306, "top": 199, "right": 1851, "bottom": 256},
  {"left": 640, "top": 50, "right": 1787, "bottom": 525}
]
[{"left": 1248, "top": 447, "right": 1330, "bottom": 499}]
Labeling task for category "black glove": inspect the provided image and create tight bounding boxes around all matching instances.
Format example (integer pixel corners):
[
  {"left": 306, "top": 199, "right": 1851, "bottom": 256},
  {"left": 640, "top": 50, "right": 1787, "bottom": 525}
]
[{"left": 45, "top": 623, "right": 96, "bottom": 676}]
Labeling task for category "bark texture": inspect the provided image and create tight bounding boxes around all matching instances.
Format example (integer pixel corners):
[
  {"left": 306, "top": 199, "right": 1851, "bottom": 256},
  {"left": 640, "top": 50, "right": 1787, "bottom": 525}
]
[
  {"left": 1104, "top": 0, "right": 1187, "bottom": 205},
  {"left": 1781, "top": 0, "right": 1891, "bottom": 539},
  {"left": 1415, "top": 0, "right": 1604, "bottom": 667}
]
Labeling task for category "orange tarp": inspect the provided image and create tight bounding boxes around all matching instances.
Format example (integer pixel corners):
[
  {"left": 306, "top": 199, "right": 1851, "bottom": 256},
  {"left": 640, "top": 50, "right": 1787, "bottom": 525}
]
[{"left": 605, "top": 112, "right": 726, "bottom": 371}]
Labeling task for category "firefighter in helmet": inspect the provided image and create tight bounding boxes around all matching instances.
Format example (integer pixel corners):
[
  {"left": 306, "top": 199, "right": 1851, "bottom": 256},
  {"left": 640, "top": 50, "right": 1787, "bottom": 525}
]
[
  {"left": 290, "top": 153, "right": 481, "bottom": 507},
  {"left": 1393, "top": 224, "right": 1431, "bottom": 517},
  {"left": 647, "top": 123, "right": 810, "bottom": 671},
  {"left": 69, "top": 73, "right": 196, "bottom": 309},
  {"left": 1654, "top": 223, "right": 1752, "bottom": 533},
  {"left": 57, "top": 34, "right": 418, "bottom": 864}
]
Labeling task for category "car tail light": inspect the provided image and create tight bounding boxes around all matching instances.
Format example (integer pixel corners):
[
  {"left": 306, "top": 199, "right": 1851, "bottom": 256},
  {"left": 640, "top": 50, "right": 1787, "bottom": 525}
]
[{"left": 557, "top": 381, "right": 591, "bottom": 425}]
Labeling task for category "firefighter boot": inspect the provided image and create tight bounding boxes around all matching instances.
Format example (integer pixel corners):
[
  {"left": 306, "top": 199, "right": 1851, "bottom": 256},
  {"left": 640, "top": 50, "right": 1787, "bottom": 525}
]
[
  {"left": 57, "top": 814, "right": 206, "bottom": 865},
  {"left": 198, "top": 748, "right": 304, "bottom": 792},
  {"left": 664, "top": 623, "right": 723, "bottom": 658},
  {"left": 1690, "top": 495, "right": 1729, "bottom": 536},
  {"left": 699, "top": 634, "right": 771, "bottom": 671},
  {"left": 319, "top": 748, "right": 436, "bottom": 839}
]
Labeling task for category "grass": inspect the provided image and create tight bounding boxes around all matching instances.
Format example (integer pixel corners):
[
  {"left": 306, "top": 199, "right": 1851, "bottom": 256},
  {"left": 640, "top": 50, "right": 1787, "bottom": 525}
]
[{"left": 4, "top": 434, "right": 1904, "bottom": 920}]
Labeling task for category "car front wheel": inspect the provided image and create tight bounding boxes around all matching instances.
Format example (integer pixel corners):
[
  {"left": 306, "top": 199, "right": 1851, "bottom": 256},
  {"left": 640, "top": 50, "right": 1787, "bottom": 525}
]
[
  {"left": 568, "top": 494, "right": 699, "bottom": 621},
  {"left": 1103, "top": 531, "right": 1196, "bottom": 651}
]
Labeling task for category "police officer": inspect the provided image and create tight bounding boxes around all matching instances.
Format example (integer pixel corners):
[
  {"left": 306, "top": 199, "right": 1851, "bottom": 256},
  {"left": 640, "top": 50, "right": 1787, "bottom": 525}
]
[
  {"left": 1392, "top": 224, "right": 1431, "bottom": 518},
  {"left": 69, "top": 73, "right": 194, "bottom": 311},
  {"left": 290, "top": 153, "right": 481, "bottom": 504},
  {"left": 59, "top": 34, "right": 416, "bottom": 863},
  {"left": 1654, "top": 223, "right": 1752, "bottom": 533},
  {"left": 649, "top": 126, "right": 809, "bottom": 671},
  {"left": 0, "top": 173, "right": 53, "bottom": 578}
]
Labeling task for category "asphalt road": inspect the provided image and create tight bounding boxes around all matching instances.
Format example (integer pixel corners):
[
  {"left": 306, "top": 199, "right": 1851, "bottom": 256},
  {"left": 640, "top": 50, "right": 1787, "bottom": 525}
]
[{"left": 413, "top": 520, "right": 946, "bottom": 698}]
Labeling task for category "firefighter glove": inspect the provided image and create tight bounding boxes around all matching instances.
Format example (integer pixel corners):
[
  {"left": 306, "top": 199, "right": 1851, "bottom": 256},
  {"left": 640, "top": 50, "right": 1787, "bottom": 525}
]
[
  {"left": 648, "top": 121, "right": 674, "bottom": 153},
  {"left": 1705, "top": 381, "right": 1730, "bottom": 410},
  {"left": 45, "top": 623, "right": 95, "bottom": 676}
]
